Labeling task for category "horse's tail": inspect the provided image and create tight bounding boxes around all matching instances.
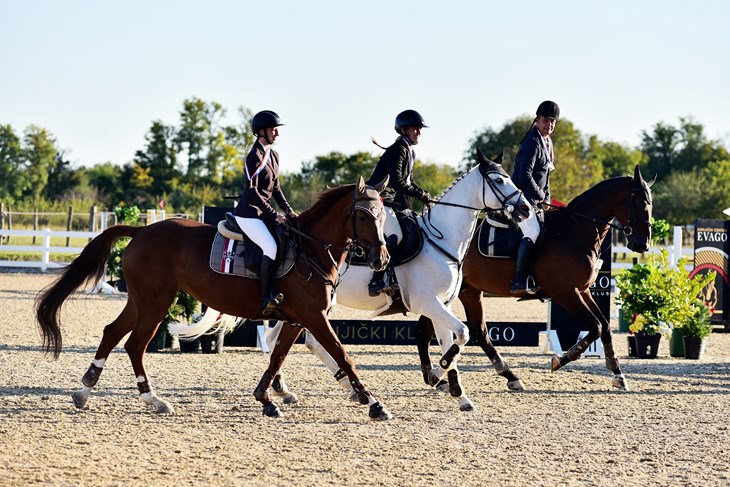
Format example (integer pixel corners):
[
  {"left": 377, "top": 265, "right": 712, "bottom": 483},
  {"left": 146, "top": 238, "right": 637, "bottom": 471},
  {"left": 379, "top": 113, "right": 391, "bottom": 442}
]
[{"left": 35, "top": 225, "right": 138, "bottom": 359}]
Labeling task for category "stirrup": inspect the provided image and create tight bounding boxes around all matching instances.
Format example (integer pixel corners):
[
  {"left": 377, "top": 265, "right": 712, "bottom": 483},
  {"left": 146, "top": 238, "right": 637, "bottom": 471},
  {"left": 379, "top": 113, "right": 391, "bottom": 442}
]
[
  {"left": 368, "top": 280, "right": 385, "bottom": 297},
  {"left": 511, "top": 276, "right": 539, "bottom": 295}
]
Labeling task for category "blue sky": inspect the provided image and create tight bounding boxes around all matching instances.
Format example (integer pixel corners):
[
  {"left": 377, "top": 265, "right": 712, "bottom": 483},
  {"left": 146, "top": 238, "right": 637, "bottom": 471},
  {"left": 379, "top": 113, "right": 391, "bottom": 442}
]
[{"left": 2, "top": 1, "right": 728, "bottom": 175}]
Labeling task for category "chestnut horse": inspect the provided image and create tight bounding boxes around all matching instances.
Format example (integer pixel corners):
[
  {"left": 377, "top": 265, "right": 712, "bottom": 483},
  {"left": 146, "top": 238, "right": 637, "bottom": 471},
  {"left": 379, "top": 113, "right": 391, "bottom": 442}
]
[
  {"left": 36, "top": 178, "right": 395, "bottom": 420},
  {"left": 416, "top": 165, "right": 654, "bottom": 391}
]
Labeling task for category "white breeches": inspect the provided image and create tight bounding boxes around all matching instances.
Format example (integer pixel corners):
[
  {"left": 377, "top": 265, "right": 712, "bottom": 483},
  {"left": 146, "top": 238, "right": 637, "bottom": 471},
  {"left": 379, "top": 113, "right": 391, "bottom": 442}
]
[
  {"left": 517, "top": 213, "right": 540, "bottom": 243},
  {"left": 234, "top": 216, "right": 277, "bottom": 259}
]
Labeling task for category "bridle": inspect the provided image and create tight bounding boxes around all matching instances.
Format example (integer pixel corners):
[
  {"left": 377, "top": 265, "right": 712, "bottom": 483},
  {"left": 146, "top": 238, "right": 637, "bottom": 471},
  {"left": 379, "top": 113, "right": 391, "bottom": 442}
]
[
  {"left": 420, "top": 167, "right": 526, "bottom": 262},
  {"left": 285, "top": 186, "right": 387, "bottom": 287},
  {"left": 424, "top": 167, "right": 524, "bottom": 216}
]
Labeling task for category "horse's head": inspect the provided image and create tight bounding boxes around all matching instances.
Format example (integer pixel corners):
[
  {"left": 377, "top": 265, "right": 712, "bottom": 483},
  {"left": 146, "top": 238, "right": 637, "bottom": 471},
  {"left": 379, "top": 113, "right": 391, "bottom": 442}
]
[
  {"left": 351, "top": 176, "right": 390, "bottom": 271},
  {"left": 476, "top": 148, "right": 531, "bottom": 223},
  {"left": 623, "top": 165, "right": 655, "bottom": 253}
]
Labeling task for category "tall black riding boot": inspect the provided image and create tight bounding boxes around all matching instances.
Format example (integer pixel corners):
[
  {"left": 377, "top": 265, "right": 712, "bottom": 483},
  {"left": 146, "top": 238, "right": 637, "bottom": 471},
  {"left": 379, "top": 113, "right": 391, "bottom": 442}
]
[
  {"left": 368, "top": 234, "right": 398, "bottom": 296},
  {"left": 260, "top": 256, "right": 284, "bottom": 316},
  {"left": 511, "top": 238, "right": 540, "bottom": 294},
  {"left": 368, "top": 270, "right": 386, "bottom": 297}
]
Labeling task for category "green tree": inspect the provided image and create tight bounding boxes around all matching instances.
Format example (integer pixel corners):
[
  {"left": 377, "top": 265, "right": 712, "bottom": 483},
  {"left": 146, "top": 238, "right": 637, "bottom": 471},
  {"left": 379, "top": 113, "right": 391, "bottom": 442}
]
[
  {"left": 175, "top": 97, "right": 227, "bottom": 184},
  {"left": 21, "top": 125, "right": 58, "bottom": 202},
  {"left": 587, "top": 137, "right": 647, "bottom": 177},
  {"left": 464, "top": 117, "right": 602, "bottom": 203},
  {"left": 461, "top": 116, "right": 533, "bottom": 173},
  {"left": 700, "top": 159, "right": 730, "bottom": 219},
  {"left": 85, "top": 162, "right": 125, "bottom": 204},
  {"left": 134, "top": 120, "right": 180, "bottom": 197},
  {"left": 0, "top": 124, "right": 25, "bottom": 204},
  {"left": 652, "top": 170, "right": 707, "bottom": 224},
  {"left": 641, "top": 117, "right": 729, "bottom": 180}
]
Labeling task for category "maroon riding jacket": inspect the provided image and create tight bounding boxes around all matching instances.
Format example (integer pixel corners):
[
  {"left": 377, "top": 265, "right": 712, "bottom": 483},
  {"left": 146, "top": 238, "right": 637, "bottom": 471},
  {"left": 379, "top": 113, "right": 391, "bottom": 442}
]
[{"left": 233, "top": 140, "right": 294, "bottom": 222}]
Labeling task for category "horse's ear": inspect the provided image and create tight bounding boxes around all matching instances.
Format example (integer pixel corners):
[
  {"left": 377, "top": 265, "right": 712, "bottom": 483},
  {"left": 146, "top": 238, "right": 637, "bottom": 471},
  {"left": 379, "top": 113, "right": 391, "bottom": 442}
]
[
  {"left": 373, "top": 175, "right": 389, "bottom": 194},
  {"left": 356, "top": 175, "right": 365, "bottom": 193},
  {"left": 475, "top": 146, "right": 487, "bottom": 164},
  {"left": 495, "top": 149, "right": 504, "bottom": 165},
  {"left": 634, "top": 164, "right": 657, "bottom": 188}
]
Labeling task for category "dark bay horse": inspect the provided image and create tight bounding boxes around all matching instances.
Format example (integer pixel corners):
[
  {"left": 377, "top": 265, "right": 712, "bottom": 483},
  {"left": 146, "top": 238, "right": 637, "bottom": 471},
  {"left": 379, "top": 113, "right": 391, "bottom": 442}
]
[
  {"left": 36, "top": 177, "right": 395, "bottom": 420},
  {"left": 416, "top": 165, "right": 654, "bottom": 391}
]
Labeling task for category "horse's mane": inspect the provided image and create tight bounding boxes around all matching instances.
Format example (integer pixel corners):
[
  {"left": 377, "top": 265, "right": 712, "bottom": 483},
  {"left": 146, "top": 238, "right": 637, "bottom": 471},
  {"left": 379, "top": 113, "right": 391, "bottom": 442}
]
[
  {"left": 298, "top": 184, "right": 355, "bottom": 226},
  {"left": 567, "top": 176, "right": 632, "bottom": 209},
  {"left": 434, "top": 168, "right": 471, "bottom": 200}
]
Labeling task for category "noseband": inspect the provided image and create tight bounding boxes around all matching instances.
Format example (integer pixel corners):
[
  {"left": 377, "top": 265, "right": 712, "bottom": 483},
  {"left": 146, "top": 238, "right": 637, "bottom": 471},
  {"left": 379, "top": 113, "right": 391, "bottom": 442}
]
[
  {"left": 349, "top": 187, "right": 387, "bottom": 252},
  {"left": 621, "top": 187, "right": 651, "bottom": 238}
]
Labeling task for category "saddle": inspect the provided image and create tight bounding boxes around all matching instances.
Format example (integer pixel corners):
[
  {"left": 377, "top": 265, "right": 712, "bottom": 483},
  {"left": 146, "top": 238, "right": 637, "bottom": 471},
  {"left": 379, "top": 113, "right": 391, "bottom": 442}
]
[
  {"left": 349, "top": 211, "right": 424, "bottom": 267},
  {"left": 476, "top": 211, "right": 550, "bottom": 259},
  {"left": 476, "top": 216, "right": 525, "bottom": 259},
  {"left": 209, "top": 212, "right": 296, "bottom": 279}
]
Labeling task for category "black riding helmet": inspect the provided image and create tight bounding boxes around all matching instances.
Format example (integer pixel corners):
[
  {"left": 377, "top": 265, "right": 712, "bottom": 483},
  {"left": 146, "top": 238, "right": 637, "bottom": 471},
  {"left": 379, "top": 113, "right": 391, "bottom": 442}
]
[
  {"left": 395, "top": 110, "right": 428, "bottom": 134},
  {"left": 251, "top": 110, "right": 284, "bottom": 136},
  {"left": 536, "top": 101, "right": 560, "bottom": 120}
]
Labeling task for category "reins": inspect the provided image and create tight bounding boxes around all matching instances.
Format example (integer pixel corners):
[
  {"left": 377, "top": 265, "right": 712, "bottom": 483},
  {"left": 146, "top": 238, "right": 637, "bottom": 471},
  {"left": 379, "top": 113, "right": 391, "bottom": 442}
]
[
  {"left": 419, "top": 169, "right": 524, "bottom": 262},
  {"left": 286, "top": 187, "right": 386, "bottom": 289}
]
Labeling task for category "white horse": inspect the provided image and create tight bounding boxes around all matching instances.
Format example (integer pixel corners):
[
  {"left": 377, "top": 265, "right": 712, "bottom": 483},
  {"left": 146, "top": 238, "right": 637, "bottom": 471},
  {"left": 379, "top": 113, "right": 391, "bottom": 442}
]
[{"left": 268, "top": 149, "right": 531, "bottom": 411}]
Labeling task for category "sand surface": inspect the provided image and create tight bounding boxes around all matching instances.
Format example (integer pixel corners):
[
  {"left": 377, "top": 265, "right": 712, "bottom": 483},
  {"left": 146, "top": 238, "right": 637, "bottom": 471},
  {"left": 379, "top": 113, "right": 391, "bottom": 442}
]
[{"left": 1, "top": 272, "right": 729, "bottom": 486}]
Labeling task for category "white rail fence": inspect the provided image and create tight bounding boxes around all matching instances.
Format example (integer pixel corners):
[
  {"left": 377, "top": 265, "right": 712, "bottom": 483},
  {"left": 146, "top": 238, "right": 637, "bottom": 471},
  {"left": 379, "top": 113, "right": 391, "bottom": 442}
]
[{"left": 0, "top": 225, "right": 694, "bottom": 272}]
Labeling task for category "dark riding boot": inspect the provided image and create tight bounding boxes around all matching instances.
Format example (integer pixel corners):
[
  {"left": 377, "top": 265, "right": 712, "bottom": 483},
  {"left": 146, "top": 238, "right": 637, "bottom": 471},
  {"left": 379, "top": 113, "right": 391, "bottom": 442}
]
[
  {"left": 260, "top": 256, "right": 284, "bottom": 316},
  {"left": 511, "top": 238, "right": 540, "bottom": 294},
  {"left": 368, "top": 234, "right": 398, "bottom": 297},
  {"left": 368, "top": 270, "right": 386, "bottom": 297}
]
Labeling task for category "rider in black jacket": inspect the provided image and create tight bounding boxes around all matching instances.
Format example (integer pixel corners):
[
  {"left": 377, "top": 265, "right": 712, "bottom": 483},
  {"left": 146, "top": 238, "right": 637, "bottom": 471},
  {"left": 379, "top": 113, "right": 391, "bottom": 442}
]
[
  {"left": 366, "top": 109, "right": 432, "bottom": 296},
  {"left": 510, "top": 100, "right": 560, "bottom": 294}
]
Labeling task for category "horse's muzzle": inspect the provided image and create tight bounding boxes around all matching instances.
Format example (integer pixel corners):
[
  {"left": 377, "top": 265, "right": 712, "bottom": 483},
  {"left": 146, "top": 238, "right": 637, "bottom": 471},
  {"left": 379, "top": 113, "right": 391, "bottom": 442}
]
[
  {"left": 628, "top": 237, "right": 650, "bottom": 254},
  {"left": 369, "top": 249, "right": 390, "bottom": 272},
  {"left": 510, "top": 203, "right": 532, "bottom": 224}
]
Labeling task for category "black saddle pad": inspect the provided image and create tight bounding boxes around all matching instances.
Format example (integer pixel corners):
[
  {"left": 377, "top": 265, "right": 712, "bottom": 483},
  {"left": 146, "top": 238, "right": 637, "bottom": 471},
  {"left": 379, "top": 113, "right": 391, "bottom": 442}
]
[
  {"left": 209, "top": 232, "right": 295, "bottom": 279},
  {"left": 348, "top": 211, "right": 424, "bottom": 266},
  {"left": 476, "top": 218, "right": 523, "bottom": 259}
]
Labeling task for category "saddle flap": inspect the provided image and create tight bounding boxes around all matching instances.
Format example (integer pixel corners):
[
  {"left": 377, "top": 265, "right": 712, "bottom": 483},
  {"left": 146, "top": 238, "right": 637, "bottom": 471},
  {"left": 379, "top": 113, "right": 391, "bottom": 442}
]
[{"left": 476, "top": 218, "right": 521, "bottom": 259}]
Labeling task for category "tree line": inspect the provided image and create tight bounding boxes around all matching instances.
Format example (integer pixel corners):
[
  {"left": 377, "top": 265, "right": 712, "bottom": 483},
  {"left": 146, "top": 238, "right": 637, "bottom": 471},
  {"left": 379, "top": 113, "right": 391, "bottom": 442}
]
[{"left": 1, "top": 97, "right": 728, "bottom": 224}]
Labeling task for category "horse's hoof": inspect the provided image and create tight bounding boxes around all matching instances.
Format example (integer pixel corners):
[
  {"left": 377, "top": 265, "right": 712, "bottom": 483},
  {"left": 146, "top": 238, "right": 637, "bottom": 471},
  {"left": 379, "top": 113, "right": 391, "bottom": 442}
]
[
  {"left": 428, "top": 366, "right": 445, "bottom": 385},
  {"left": 507, "top": 379, "right": 525, "bottom": 392},
  {"left": 155, "top": 401, "right": 175, "bottom": 414},
  {"left": 262, "top": 402, "right": 283, "bottom": 418},
  {"left": 435, "top": 380, "right": 449, "bottom": 394},
  {"left": 421, "top": 364, "right": 433, "bottom": 386},
  {"left": 550, "top": 354, "right": 562, "bottom": 372},
  {"left": 368, "top": 402, "right": 393, "bottom": 421},
  {"left": 458, "top": 397, "right": 475, "bottom": 412},
  {"left": 72, "top": 391, "right": 88, "bottom": 409},
  {"left": 278, "top": 391, "right": 299, "bottom": 405},
  {"left": 612, "top": 374, "right": 629, "bottom": 391}
]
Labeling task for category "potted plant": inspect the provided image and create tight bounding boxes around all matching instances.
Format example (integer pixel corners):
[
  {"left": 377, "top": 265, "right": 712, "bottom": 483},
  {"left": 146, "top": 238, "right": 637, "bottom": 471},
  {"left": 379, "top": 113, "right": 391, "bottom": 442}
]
[
  {"left": 106, "top": 205, "right": 141, "bottom": 291},
  {"left": 617, "top": 218, "right": 670, "bottom": 332},
  {"left": 681, "top": 299, "right": 713, "bottom": 359},
  {"left": 616, "top": 249, "right": 714, "bottom": 359}
]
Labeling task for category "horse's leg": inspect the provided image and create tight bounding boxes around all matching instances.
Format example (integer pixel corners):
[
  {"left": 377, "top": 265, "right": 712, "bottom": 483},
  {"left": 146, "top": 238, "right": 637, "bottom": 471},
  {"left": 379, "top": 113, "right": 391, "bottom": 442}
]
[
  {"left": 583, "top": 291, "right": 629, "bottom": 391},
  {"left": 265, "top": 321, "right": 300, "bottom": 405},
  {"left": 423, "top": 303, "right": 474, "bottom": 412},
  {"left": 72, "top": 299, "right": 137, "bottom": 409},
  {"left": 254, "top": 323, "right": 303, "bottom": 418},
  {"left": 459, "top": 287, "right": 524, "bottom": 392},
  {"left": 414, "top": 315, "right": 435, "bottom": 384},
  {"left": 300, "top": 327, "right": 358, "bottom": 400},
  {"left": 123, "top": 296, "right": 177, "bottom": 414},
  {"left": 549, "top": 290, "right": 600, "bottom": 373},
  {"left": 304, "top": 312, "right": 391, "bottom": 420}
]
